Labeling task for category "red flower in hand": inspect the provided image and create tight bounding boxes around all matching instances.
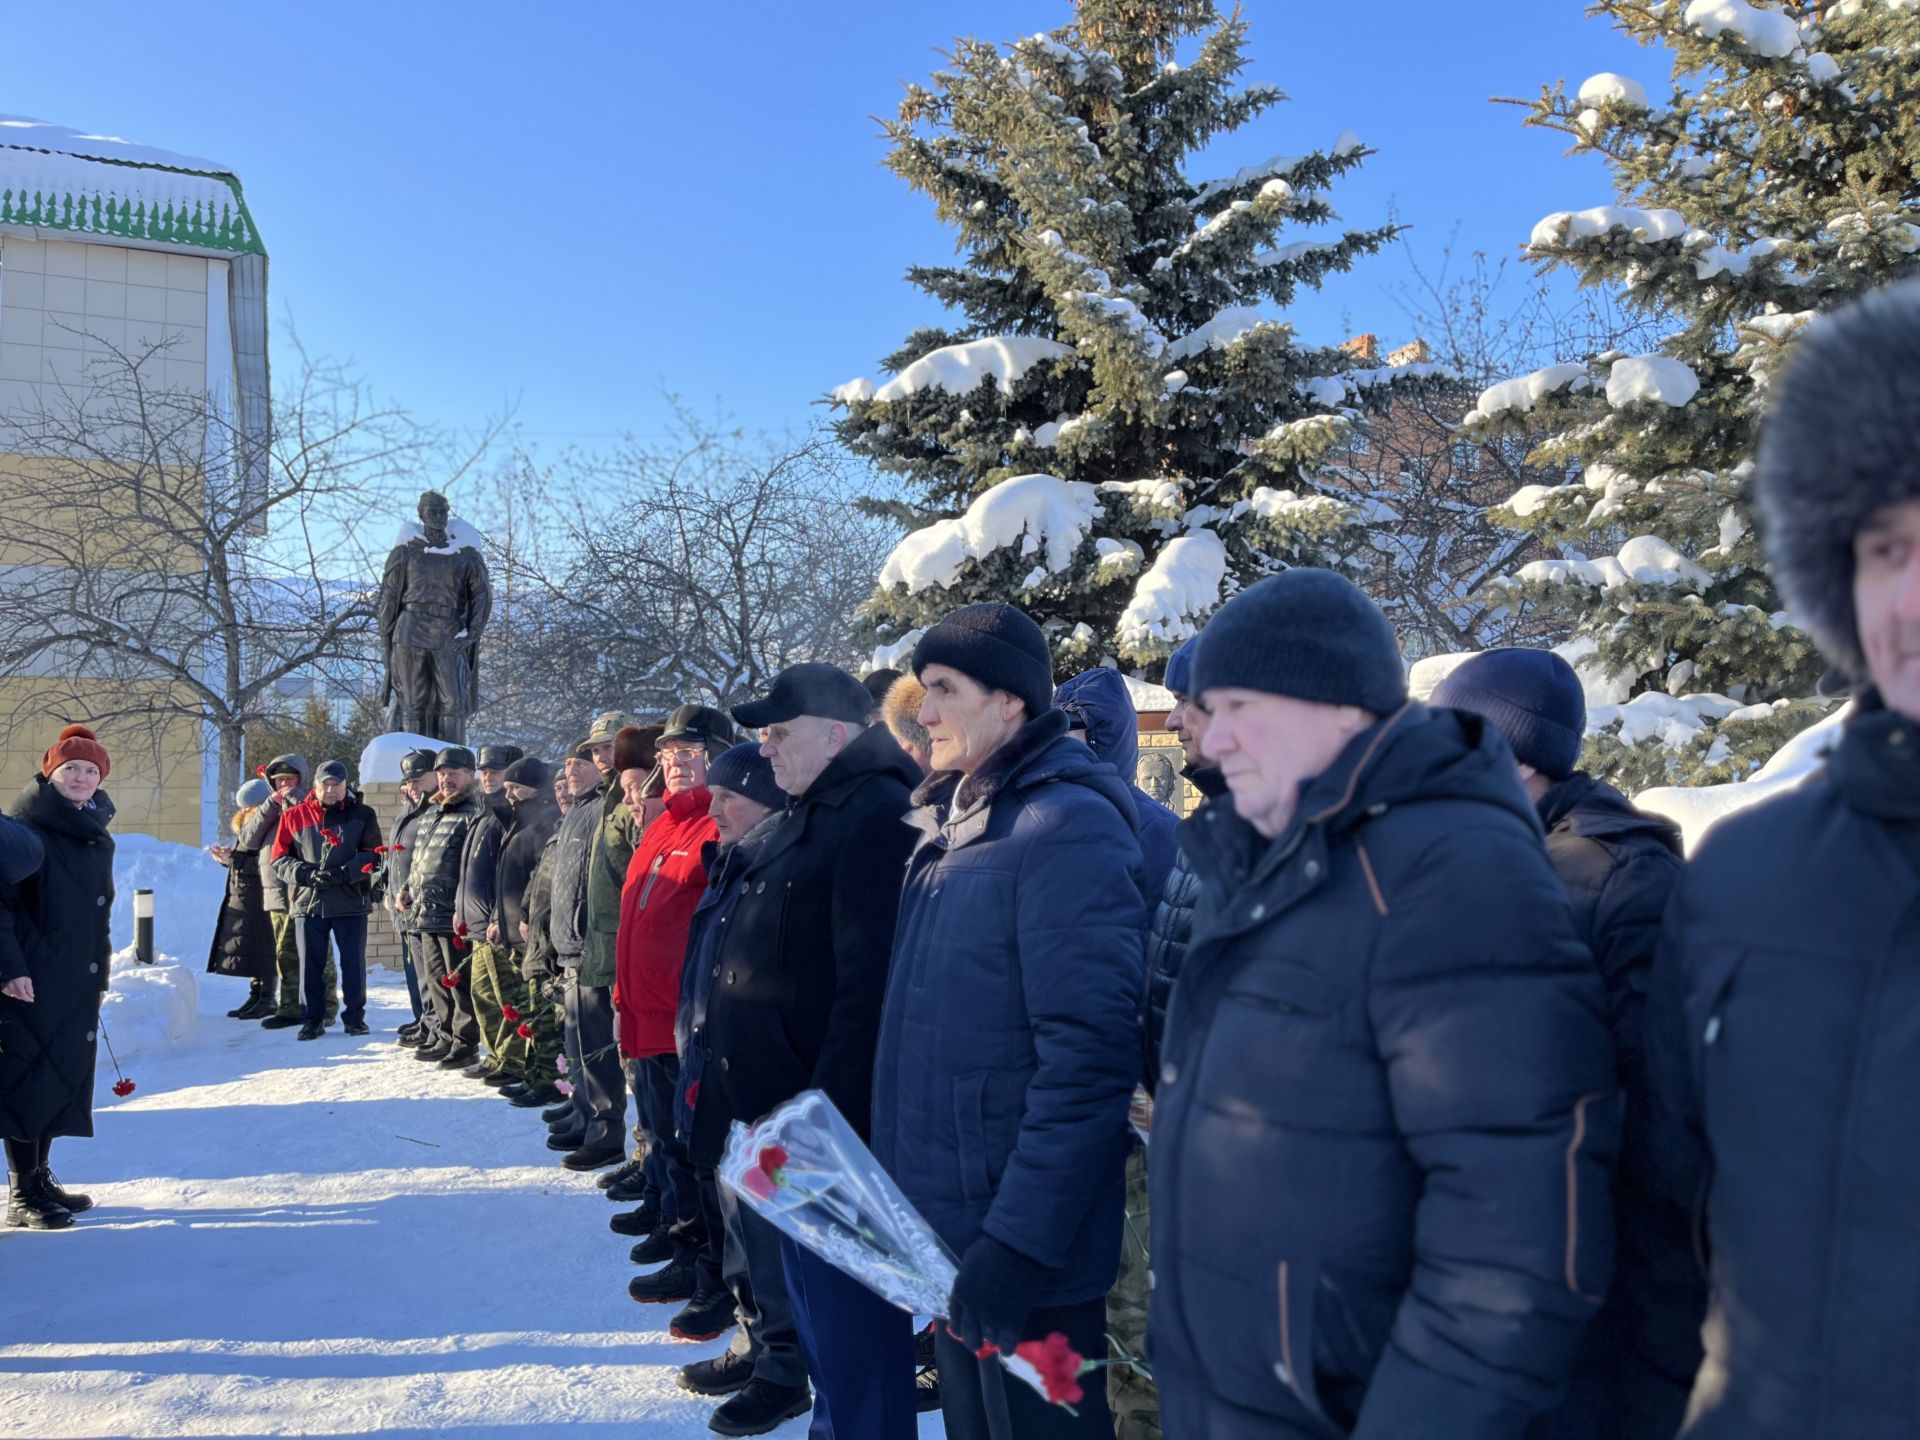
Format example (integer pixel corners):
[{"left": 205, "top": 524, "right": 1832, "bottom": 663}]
[
  {"left": 1010, "top": 1333, "right": 1087, "bottom": 1406},
  {"left": 360, "top": 862, "right": 375, "bottom": 874},
  {"left": 453, "top": 921, "right": 468, "bottom": 938},
  {"left": 500, "top": 1003, "right": 520, "bottom": 1022},
  {"left": 112, "top": 1078, "right": 136, "bottom": 1097},
  {"left": 743, "top": 1142, "right": 789, "bottom": 1201},
  {"left": 319, "top": 827, "right": 342, "bottom": 846},
  {"left": 374, "top": 844, "right": 405, "bottom": 854},
  {"left": 439, "top": 972, "right": 461, "bottom": 989},
  {"left": 516, "top": 1022, "right": 533, "bottom": 1038},
  {"left": 684, "top": 1080, "right": 700, "bottom": 1110}
]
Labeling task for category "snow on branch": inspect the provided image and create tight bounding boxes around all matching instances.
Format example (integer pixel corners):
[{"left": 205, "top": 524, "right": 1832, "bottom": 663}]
[{"left": 878, "top": 473, "right": 1097, "bottom": 594}]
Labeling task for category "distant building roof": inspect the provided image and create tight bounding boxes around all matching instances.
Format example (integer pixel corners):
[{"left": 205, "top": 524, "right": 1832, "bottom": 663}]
[{"left": 0, "top": 115, "right": 264, "bottom": 256}]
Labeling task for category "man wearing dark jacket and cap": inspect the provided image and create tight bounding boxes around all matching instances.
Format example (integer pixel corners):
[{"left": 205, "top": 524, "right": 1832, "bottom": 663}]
[
  {"left": 1150, "top": 569, "right": 1616, "bottom": 1440},
  {"left": 466, "top": 743, "right": 524, "bottom": 1081},
  {"left": 403, "top": 747, "right": 488, "bottom": 1067},
  {"left": 1632, "top": 279, "right": 1920, "bottom": 1440},
  {"left": 696, "top": 662, "right": 922, "bottom": 1439},
  {"left": 490, "top": 756, "right": 559, "bottom": 1099},
  {"left": 874, "top": 604, "right": 1146, "bottom": 1440},
  {"left": 270, "top": 760, "right": 383, "bottom": 1040},
  {"left": 1054, "top": 666, "right": 1179, "bottom": 902},
  {"left": 1432, "top": 647, "right": 1688, "bottom": 1440}
]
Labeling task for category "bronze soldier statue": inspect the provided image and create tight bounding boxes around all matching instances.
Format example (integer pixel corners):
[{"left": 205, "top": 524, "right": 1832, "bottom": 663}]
[{"left": 378, "top": 490, "right": 491, "bottom": 743}]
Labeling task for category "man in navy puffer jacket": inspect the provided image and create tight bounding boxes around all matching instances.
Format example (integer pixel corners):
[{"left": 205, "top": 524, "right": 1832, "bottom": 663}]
[
  {"left": 1055, "top": 666, "right": 1179, "bottom": 902},
  {"left": 1150, "top": 570, "right": 1617, "bottom": 1440},
  {"left": 873, "top": 602, "right": 1145, "bottom": 1440}
]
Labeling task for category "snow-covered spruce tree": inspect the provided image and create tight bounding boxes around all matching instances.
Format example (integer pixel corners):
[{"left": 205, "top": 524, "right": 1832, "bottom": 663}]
[
  {"left": 831, "top": 0, "right": 1448, "bottom": 677},
  {"left": 1466, "top": 0, "right": 1920, "bottom": 790}
]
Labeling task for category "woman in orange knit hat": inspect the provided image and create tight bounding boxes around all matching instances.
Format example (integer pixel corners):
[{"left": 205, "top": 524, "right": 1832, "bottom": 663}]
[{"left": 0, "top": 724, "right": 117, "bottom": 1229}]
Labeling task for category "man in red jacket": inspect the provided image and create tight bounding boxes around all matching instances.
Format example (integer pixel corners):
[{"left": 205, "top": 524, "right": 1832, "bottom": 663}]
[{"left": 616, "top": 704, "right": 736, "bottom": 1335}]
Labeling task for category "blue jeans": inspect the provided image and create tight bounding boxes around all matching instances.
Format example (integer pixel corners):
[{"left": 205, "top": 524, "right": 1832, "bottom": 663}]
[
  {"left": 779, "top": 1232, "right": 916, "bottom": 1438},
  {"left": 297, "top": 914, "right": 366, "bottom": 1027}
]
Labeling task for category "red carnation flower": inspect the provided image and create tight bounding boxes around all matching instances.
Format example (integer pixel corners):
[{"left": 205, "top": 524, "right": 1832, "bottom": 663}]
[
  {"left": 684, "top": 1080, "right": 700, "bottom": 1110},
  {"left": 360, "top": 862, "right": 375, "bottom": 874},
  {"left": 112, "top": 1078, "right": 136, "bottom": 1098},
  {"left": 255, "top": 763, "right": 267, "bottom": 778},
  {"left": 453, "top": 920, "right": 468, "bottom": 938},
  {"left": 743, "top": 1142, "right": 789, "bottom": 1201},
  {"left": 1010, "top": 1333, "right": 1087, "bottom": 1407},
  {"left": 319, "top": 827, "right": 342, "bottom": 846},
  {"left": 516, "top": 1022, "right": 533, "bottom": 1038},
  {"left": 439, "top": 972, "right": 461, "bottom": 989},
  {"left": 500, "top": 1004, "right": 520, "bottom": 1022}
]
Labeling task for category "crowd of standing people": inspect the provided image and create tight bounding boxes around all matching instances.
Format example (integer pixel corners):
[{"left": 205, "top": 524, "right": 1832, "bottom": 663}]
[{"left": 5, "top": 280, "right": 1920, "bottom": 1440}]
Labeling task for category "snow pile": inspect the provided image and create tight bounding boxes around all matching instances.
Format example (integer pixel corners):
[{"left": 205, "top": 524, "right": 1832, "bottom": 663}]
[
  {"left": 99, "top": 951, "right": 198, "bottom": 1064},
  {"left": 870, "top": 628, "right": 925, "bottom": 672},
  {"left": 857, "top": 337, "right": 1074, "bottom": 404},
  {"left": 831, "top": 377, "right": 876, "bottom": 404},
  {"left": 1165, "top": 306, "right": 1274, "bottom": 361},
  {"left": 1637, "top": 704, "right": 1848, "bottom": 852},
  {"left": 879, "top": 474, "right": 1098, "bottom": 595},
  {"left": 1682, "top": 0, "right": 1802, "bottom": 57},
  {"left": 1578, "top": 73, "right": 1650, "bottom": 108},
  {"left": 1556, "top": 634, "right": 1635, "bottom": 707},
  {"left": 394, "top": 518, "right": 487, "bottom": 556},
  {"left": 1117, "top": 530, "right": 1228, "bottom": 653},
  {"left": 1464, "top": 362, "right": 1591, "bottom": 423},
  {"left": 111, "top": 832, "right": 227, "bottom": 965},
  {"left": 1407, "top": 651, "right": 1476, "bottom": 701},
  {"left": 360, "top": 731, "right": 457, "bottom": 784},
  {"left": 1530, "top": 205, "right": 1690, "bottom": 250},
  {"left": 1606, "top": 354, "right": 1701, "bottom": 408},
  {"left": 1516, "top": 534, "right": 1709, "bottom": 591},
  {"left": 1589, "top": 690, "right": 1746, "bottom": 749}
]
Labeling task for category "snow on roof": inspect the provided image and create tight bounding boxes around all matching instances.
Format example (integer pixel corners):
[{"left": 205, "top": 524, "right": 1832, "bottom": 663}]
[
  {"left": 859, "top": 337, "right": 1075, "bottom": 405},
  {"left": 1530, "top": 205, "right": 1690, "bottom": 251},
  {"left": 0, "top": 114, "right": 262, "bottom": 255},
  {"left": 1606, "top": 354, "right": 1701, "bottom": 408},
  {"left": 1578, "top": 73, "right": 1650, "bottom": 108},
  {"left": 1116, "top": 529, "right": 1228, "bottom": 656},
  {"left": 879, "top": 474, "right": 1097, "bottom": 595},
  {"left": 1636, "top": 703, "right": 1846, "bottom": 853},
  {"left": 1682, "top": 0, "right": 1802, "bottom": 58}
]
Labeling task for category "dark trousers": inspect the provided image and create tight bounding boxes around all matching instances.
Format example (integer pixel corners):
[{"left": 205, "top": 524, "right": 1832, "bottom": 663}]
[
  {"left": 297, "top": 914, "right": 367, "bottom": 1027},
  {"left": 424, "top": 932, "right": 479, "bottom": 1047},
  {"left": 560, "top": 969, "right": 588, "bottom": 1131},
  {"left": 716, "top": 1168, "right": 804, "bottom": 1388},
  {"left": 779, "top": 1231, "right": 915, "bottom": 1439},
  {"left": 573, "top": 980, "right": 624, "bottom": 1151},
  {"left": 397, "top": 929, "right": 424, "bottom": 1023},
  {"left": 632, "top": 1053, "right": 700, "bottom": 1235},
  {"left": 935, "top": 1296, "right": 1113, "bottom": 1440}
]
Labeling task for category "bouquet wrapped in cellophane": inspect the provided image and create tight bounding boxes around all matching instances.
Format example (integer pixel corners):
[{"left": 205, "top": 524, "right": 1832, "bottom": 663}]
[{"left": 719, "top": 1090, "right": 1097, "bottom": 1411}]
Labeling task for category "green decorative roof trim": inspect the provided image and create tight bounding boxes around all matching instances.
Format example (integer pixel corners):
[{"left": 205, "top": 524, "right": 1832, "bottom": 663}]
[{"left": 0, "top": 116, "right": 265, "bottom": 256}]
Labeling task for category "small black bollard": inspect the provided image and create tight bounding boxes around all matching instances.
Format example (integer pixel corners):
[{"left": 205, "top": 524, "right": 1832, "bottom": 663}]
[{"left": 134, "top": 889, "right": 154, "bottom": 965}]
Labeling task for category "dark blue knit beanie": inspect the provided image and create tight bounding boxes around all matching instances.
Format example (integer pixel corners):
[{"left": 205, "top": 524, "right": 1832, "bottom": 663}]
[
  {"left": 912, "top": 602, "right": 1056, "bottom": 717},
  {"left": 1163, "top": 634, "right": 1200, "bottom": 698},
  {"left": 1430, "top": 648, "right": 1586, "bottom": 779},
  {"left": 707, "top": 742, "right": 786, "bottom": 813},
  {"left": 1191, "top": 570, "right": 1406, "bottom": 716}
]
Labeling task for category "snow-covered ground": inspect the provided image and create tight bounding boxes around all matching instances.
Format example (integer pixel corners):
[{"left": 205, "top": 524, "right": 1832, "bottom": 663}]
[{"left": 2, "top": 952, "right": 944, "bottom": 1435}]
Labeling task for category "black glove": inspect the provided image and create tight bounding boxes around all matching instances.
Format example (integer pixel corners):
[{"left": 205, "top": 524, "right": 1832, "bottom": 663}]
[
  {"left": 293, "top": 862, "right": 319, "bottom": 887},
  {"left": 312, "top": 869, "right": 345, "bottom": 889},
  {"left": 945, "top": 1235, "right": 1051, "bottom": 1355}
]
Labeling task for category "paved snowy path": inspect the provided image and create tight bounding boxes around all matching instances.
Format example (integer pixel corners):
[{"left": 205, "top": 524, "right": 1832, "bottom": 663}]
[{"left": 0, "top": 975, "right": 945, "bottom": 1438}]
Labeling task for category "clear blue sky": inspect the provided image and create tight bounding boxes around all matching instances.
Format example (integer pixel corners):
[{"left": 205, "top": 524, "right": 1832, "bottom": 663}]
[{"left": 4, "top": 3, "right": 1652, "bottom": 449}]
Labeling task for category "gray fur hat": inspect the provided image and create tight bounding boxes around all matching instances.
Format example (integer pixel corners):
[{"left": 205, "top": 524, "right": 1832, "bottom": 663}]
[{"left": 1755, "top": 277, "right": 1920, "bottom": 674}]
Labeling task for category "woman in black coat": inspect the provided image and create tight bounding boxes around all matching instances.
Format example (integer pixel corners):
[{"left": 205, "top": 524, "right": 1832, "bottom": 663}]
[
  {"left": 206, "top": 777, "right": 279, "bottom": 1018},
  {"left": 0, "top": 725, "right": 117, "bottom": 1230}
]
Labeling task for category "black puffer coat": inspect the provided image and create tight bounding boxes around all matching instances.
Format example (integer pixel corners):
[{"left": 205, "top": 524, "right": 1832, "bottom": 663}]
[
  {"left": 0, "top": 814, "right": 43, "bottom": 884},
  {"left": 0, "top": 779, "right": 115, "bottom": 1141},
  {"left": 386, "top": 792, "right": 433, "bottom": 938},
  {"left": 1149, "top": 703, "right": 1617, "bottom": 1439},
  {"left": 206, "top": 812, "right": 276, "bottom": 980},
  {"left": 453, "top": 795, "right": 508, "bottom": 937},
  {"left": 1534, "top": 775, "right": 1689, "bottom": 1440},
  {"left": 1142, "top": 764, "right": 1224, "bottom": 1091},
  {"left": 495, "top": 790, "right": 560, "bottom": 947},
  {"left": 1635, "top": 695, "right": 1920, "bottom": 1440},
  {"left": 405, "top": 782, "right": 486, "bottom": 936}
]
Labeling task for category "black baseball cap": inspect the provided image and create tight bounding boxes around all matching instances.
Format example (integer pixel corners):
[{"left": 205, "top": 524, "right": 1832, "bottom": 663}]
[
  {"left": 731, "top": 663, "right": 873, "bottom": 729},
  {"left": 434, "top": 746, "right": 477, "bottom": 771},
  {"left": 314, "top": 759, "right": 349, "bottom": 783}
]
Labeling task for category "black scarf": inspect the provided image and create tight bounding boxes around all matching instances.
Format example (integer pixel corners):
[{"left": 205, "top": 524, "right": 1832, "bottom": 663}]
[{"left": 1829, "top": 690, "right": 1920, "bottom": 874}]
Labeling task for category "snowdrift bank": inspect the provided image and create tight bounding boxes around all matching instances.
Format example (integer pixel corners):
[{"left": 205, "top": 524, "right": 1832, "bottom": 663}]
[
  {"left": 110, "top": 832, "right": 226, "bottom": 965},
  {"left": 1638, "top": 704, "right": 1847, "bottom": 853},
  {"left": 99, "top": 951, "right": 198, "bottom": 1065}
]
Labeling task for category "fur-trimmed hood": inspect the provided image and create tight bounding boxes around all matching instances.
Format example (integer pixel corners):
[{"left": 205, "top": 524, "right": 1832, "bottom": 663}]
[{"left": 1755, "top": 277, "right": 1920, "bottom": 674}]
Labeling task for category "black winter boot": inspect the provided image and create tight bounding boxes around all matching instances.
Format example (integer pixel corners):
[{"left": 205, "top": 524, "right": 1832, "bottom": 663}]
[
  {"left": 228, "top": 981, "right": 266, "bottom": 1018},
  {"left": 6, "top": 1167, "right": 73, "bottom": 1230},
  {"left": 609, "top": 1201, "right": 663, "bottom": 1237},
  {"left": 627, "top": 1252, "right": 697, "bottom": 1304},
  {"left": 676, "top": 1347, "right": 753, "bottom": 1396},
  {"left": 236, "top": 990, "right": 276, "bottom": 1020},
  {"left": 708, "top": 1379, "right": 811, "bottom": 1437},
  {"left": 260, "top": 1013, "right": 303, "bottom": 1030},
  {"left": 36, "top": 1140, "right": 90, "bottom": 1214},
  {"left": 669, "top": 1283, "right": 734, "bottom": 1342},
  {"left": 629, "top": 1229, "right": 677, "bottom": 1265}
]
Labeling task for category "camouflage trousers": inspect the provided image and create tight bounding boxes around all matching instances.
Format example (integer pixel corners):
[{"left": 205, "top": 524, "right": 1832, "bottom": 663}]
[
  {"left": 271, "top": 911, "right": 336, "bottom": 1024},
  {"left": 520, "top": 971, "right": 566, "bottom": 1092},
  {"left": 1108, "top": 1140, "right": 1160, "bottom": 1440},
  {"left": 472, "top": 943, "right": 534, "bottom": 1078}
]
